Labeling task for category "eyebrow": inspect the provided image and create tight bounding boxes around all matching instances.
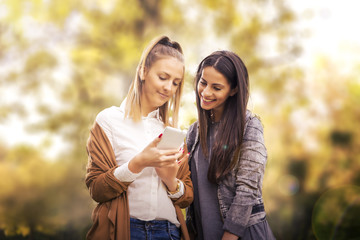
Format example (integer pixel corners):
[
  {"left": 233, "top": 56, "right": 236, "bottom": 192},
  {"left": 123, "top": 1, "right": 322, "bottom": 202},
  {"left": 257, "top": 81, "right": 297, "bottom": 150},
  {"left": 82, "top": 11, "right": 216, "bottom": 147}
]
[{"left": 160, "top": 71, "right": 182, "bottom": 81}]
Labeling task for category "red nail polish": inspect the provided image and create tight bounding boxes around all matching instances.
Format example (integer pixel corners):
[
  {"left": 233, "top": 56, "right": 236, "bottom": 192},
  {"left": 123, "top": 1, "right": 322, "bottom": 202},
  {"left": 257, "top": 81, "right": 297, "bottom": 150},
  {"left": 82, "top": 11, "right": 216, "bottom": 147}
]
[
  {"left": 177, "top": 160, "right": 182, "bottom": 164},
  {"left": 158, "top": 133, "right": 163, "bottom": 138},
  {"left": 182, "top": 149, "right": 185, "bottom": 153}
]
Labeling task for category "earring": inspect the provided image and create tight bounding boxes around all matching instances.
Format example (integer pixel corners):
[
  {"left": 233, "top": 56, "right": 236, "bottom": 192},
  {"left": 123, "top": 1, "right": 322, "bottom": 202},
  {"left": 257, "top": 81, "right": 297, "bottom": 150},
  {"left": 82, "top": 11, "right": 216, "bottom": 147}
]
[{"left": 210, "top": 110, "right": 215, "bottom": 123}]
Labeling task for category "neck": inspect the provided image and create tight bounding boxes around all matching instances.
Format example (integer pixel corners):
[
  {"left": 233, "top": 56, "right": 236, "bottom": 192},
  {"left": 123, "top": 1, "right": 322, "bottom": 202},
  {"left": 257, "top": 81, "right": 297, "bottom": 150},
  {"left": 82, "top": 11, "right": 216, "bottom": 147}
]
[
  {"left": 211, "top": 108, "right": 223, "bottom": 122},
  {"left": 141, "top": 105, "right": 157, "bottom": 117},
  {"left": 140, "top": 96, "right": 156, "bottom": 117}
]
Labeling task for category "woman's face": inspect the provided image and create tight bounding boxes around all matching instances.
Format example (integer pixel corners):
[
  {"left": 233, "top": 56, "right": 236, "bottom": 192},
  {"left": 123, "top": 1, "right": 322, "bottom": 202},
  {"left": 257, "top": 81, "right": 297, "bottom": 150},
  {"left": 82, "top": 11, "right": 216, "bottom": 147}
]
[
  {"left": 141, "top": 56, "right": 184, "bottom": 115},
  {"left": 197, "top": 66, "right": 237, "bottom": 120}
]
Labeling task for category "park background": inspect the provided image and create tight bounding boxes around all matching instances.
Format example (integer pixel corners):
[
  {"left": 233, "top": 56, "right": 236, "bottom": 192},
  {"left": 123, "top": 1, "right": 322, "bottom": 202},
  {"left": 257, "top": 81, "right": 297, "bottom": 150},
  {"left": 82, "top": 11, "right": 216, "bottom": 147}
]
[{"left": 0, "top": 0, "right": 359, "bottom": 239}]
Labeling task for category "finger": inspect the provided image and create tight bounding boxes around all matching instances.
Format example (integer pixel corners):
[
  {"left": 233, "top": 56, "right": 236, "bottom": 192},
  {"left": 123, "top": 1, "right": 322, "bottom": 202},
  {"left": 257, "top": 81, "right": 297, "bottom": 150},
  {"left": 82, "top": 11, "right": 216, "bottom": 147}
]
[
  {"left": 161, "top": 148, "right": 182, "bottom": 156},
  {"left": 174, "top": 151, "right": 183, "bottom": 160},
  {"left": 158, "top": 155, "right": 179, "bottom": 167},
  {"left": 158, "top": 160, "right": 178, "bottom": 168},
  {"left": 162, "top": 155, "right": 178, "bottom": 163},
  {"left": 183, "top": 142, "right": 188, "bottom": 153},
  {"left": 151, "top": 161, "right": 173, "bottom": 168},
  {"left": 172, "top": 147, "right": 186, "bottom": 161},
  {"left": 177, "top": 152, "right": 189, "bottom": 165},
  {"left": 160, "top": 151, "right": 182, "bottom": 164},
  {"left": 149, "top": 133, "right": 164, "bottom": 147}
]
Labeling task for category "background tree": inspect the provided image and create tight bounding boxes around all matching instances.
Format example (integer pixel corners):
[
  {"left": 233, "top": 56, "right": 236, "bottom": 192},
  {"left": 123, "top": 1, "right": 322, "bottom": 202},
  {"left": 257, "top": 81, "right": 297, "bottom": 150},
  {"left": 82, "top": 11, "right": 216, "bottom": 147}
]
[{"left": 0, "top": 0, "right": 359, "bottom": 239}]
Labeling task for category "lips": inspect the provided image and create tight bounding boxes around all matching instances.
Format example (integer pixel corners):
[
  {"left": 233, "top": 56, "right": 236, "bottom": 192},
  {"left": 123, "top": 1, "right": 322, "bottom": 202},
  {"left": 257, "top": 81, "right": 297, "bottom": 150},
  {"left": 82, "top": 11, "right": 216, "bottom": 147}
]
[
  {"left": 201, "top": 96, "right": 215, "bottom": 105},
  {"left": 158, "top": 92, "right": 169, "bottom": 99},
  {"left": 202, "top": 98, "right": 214, "bottom": 102}
]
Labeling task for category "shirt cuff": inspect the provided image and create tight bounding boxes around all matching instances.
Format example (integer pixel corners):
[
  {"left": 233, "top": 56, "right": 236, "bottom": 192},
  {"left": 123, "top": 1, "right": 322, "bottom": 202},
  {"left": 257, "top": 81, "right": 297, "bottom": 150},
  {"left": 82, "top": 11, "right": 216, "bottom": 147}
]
[
  {"left": 167, "top": 180, "right": 185, "bottom": 199},
  {"left": 113, "top": 162, "right": 142, "bottom": 182}
]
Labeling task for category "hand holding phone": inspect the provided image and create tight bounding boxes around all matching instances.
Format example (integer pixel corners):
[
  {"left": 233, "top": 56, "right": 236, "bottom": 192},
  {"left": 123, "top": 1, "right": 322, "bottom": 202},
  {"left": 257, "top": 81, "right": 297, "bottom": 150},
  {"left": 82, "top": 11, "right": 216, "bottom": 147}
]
[{"left": 157, "top": 126, "right": 187, "bottom": 150}]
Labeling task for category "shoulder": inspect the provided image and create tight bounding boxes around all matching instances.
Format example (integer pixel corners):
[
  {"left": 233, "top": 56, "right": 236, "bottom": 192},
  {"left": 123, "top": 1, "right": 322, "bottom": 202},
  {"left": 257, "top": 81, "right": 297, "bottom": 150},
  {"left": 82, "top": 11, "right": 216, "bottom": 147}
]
[
  {"left": 186, "top": 121, "right": 199, "bottom": 138},
  {"left": 246, "top": 110, "right": 264, "bottom": 130},
  {"left": 188, "top": 121, "right": 199, "bottom": 131},
  {"left": 244, "top": 110, "right": 265, "bottom": 141},
  {"left": 96, "top": 106, "right": 122, "bottom": 122},
  {"left": 186, "top": 121, "right": 198, "bottom": 149},
  {"left": 95, "top": 106, "right": 123, "bottom": 130}
]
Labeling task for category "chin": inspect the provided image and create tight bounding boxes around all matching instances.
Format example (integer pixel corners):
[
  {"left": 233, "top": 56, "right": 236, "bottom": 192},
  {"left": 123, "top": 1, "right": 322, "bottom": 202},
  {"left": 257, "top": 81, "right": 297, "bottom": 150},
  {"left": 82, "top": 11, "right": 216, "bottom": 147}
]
[
  {"left": 200, "top": 104, "right": 213, "bottom": 111},
  {"left": 156, "top": 100, "right": 168, "bottom": 108}
]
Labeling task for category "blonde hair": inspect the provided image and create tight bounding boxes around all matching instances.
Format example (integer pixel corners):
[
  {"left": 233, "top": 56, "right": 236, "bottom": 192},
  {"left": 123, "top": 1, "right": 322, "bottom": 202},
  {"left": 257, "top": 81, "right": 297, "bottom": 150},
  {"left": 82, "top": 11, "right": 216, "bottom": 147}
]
[{"left": 125, "top": 36, "right": 184, "bottom": 127}]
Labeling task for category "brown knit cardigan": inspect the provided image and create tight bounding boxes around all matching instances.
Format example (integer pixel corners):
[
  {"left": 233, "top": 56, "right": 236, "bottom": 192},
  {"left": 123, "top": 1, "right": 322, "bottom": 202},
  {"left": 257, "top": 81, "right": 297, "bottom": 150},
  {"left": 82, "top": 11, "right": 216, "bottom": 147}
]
[{"left": 85, "top": 122, "right": 193, "bottom": 240}]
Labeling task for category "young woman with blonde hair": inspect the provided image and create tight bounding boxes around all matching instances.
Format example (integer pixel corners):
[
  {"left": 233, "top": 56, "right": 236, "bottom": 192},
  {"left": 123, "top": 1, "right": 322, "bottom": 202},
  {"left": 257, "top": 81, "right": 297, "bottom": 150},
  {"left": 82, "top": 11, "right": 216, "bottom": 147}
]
[{"left": 85, "top": 36, "right": 193, "bottom": 240}]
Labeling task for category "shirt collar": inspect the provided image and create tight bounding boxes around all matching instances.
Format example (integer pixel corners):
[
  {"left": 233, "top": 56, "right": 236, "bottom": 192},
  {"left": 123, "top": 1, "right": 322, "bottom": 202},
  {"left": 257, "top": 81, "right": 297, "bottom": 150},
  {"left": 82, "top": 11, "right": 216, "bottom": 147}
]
[
  {"left": 144, "top": 108, "right": 160, "bottom": 120},
  {"left": 119, "top": 99, "right": 161, "bottom": 121}
]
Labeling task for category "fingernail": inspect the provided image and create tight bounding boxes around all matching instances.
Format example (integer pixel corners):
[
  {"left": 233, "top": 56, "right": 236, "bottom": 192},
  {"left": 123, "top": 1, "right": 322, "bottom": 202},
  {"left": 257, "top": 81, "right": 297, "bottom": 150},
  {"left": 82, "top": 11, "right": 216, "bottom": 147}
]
[
  {"left": 158, "top": 133, "right": 163, "bottom": 138},
  {"left": 182, "top": 149, "right": 185, "bottom": 153},
  {"left": 177, "top": 160, "right": 182, "bottom": 164}
]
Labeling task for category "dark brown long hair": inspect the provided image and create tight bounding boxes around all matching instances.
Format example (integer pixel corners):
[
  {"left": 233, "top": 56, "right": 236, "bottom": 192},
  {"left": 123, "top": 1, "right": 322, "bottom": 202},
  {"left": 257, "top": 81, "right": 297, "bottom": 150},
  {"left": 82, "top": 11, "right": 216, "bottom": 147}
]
[{"left": 194, "top": 51, "right": 249, "bottom": 183}]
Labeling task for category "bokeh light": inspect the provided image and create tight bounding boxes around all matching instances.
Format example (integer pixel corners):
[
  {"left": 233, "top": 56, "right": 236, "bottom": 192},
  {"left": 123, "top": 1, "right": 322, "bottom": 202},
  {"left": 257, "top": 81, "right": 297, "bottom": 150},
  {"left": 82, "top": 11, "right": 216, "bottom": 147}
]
[{"left": 312, "top": 185, "right": 360, "bottom": 239}]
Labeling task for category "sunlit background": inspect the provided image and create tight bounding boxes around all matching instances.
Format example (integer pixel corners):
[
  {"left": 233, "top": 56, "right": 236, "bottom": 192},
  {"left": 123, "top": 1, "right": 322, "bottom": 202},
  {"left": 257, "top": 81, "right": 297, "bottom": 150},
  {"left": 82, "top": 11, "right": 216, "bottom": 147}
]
[{"left": 0, "top": 0, "right": 359, "bottom": 239}]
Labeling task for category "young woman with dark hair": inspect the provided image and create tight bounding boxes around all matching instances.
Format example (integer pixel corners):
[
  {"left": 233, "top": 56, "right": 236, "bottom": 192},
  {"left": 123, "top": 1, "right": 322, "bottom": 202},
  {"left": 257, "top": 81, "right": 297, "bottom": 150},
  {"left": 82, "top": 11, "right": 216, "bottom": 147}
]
[
  {"left": 85, "top": 36, "right": 193, "bottom": 240},
  {"left": 186, "top": 51, "right": 275, "bottom": 240}
]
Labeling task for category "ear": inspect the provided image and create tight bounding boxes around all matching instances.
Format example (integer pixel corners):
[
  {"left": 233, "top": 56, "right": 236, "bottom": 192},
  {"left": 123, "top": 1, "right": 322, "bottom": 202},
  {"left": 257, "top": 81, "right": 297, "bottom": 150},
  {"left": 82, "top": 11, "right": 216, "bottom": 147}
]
[
  {"left": 230, "top": 87, "right": 238, "bottom": 96},
  {"left": 139, "top": 66, "right": 147, "bottom": 81}
]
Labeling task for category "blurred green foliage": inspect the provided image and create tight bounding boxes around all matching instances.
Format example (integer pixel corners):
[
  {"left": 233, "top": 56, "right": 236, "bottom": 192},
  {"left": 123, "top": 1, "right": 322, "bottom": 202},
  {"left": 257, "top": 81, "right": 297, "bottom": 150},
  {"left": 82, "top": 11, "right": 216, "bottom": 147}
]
[{"left": 0, "top": 0, "right": 359, "bottom": 239}]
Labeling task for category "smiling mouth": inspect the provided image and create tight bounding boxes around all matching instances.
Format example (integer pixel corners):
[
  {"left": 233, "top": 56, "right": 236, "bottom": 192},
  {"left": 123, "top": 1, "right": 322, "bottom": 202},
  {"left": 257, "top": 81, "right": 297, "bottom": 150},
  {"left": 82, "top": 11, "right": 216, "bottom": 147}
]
[
  {"left": 201, "top": 97, "right": 215, "bottom": 103},
  {"left": 159, "top": 92, "right": 169, "bottom": 99}
]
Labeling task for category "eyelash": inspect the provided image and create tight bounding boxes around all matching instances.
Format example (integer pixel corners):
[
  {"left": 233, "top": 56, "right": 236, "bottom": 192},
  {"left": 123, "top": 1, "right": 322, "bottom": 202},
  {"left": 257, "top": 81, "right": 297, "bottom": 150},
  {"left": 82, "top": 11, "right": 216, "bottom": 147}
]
[
  {"left": 200, "top": 80, "right": 206, "bottom": 86},
  {"left": 200, "top": 80, "right": 221, "bottom": 91},
  {"left": 160, "top": 76, "right": 179, "bottom": 86}
]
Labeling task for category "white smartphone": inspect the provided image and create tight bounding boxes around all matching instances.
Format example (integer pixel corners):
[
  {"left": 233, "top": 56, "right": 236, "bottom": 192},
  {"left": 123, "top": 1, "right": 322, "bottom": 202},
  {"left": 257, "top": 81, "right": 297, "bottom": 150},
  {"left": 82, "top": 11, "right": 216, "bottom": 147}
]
[{"left": 157, "top": 126, "right": 187, "bottom": 150}]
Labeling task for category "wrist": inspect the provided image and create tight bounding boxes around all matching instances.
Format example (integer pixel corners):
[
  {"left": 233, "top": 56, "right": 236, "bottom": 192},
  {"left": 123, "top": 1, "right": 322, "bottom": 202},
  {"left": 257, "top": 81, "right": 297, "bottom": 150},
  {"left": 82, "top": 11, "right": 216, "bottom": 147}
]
[
  {"left": 128, "top": 155, "right": 144, "bottom": 173},
  {"left": 166, "top": 179, "right": 180, "bottom": 194}
]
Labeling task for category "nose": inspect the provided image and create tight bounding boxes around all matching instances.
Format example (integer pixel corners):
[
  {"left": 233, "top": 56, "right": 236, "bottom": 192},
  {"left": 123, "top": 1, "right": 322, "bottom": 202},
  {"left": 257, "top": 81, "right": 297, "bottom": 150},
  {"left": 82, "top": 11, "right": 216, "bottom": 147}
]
[
  {"left": 163, "top": 80, "right": 173, "bottom": 92},
  {"left": 201, "top": 86, "right": 212, "bottom": 97}
]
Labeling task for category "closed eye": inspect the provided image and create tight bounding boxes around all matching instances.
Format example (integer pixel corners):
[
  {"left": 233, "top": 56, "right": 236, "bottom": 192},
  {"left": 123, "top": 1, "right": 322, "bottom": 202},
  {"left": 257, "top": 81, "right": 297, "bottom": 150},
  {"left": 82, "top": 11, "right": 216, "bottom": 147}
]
[{"left": 199, "top": 80, "right": 207, "bottom": 86}]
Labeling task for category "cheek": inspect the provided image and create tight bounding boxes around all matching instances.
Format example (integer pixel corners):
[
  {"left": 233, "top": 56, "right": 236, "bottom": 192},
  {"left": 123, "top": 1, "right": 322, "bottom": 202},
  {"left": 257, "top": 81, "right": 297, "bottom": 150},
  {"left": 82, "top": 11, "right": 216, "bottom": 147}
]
[
  {"left": 144, "top": 82, "right": 154, "bottom": 94},
  {"left": 218, "top": 93, "right": 230, "bottom": 103},
  {"left": 171, "top": 85, "right": 179, "bottom": 95},
  {"left": 197, "top": 85, "right": 203, "bottom": 96}
]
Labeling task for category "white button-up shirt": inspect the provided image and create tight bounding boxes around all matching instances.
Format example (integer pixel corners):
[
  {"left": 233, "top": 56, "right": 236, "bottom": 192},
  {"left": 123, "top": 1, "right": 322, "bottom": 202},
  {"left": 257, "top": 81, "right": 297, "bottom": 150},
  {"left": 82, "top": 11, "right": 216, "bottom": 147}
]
[{"left": 95, "top": 100, "right": 183, "bottom": 226}]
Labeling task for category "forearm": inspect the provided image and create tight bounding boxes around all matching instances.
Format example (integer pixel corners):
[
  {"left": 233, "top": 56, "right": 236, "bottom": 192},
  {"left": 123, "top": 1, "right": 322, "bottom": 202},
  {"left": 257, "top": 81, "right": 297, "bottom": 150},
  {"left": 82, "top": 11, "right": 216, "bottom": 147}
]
[
  {"left": 86, "top": 167, "right": 130, "bottom": 203},
  {"left": 163, "top": 178, "right": 179, "bottom": 192},
  {"left": 223, "top": 202, "right": 252, "bottom": 237},
  {"left": 172, "top": 163, "right": 193, "bottom": 208},
  {"left": 114, "top": 162, "right": 142, "bottom": 182},
  {"left": 85, "top": 120, "right": 131, "bottom": 203}
]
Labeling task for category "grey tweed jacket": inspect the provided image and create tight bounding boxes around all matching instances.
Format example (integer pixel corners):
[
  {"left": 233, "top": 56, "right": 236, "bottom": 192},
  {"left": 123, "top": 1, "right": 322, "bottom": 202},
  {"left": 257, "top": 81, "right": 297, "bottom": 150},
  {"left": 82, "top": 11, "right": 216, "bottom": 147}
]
[{"left": 186, "top": 110, "right": 268, "bottom": 237}]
